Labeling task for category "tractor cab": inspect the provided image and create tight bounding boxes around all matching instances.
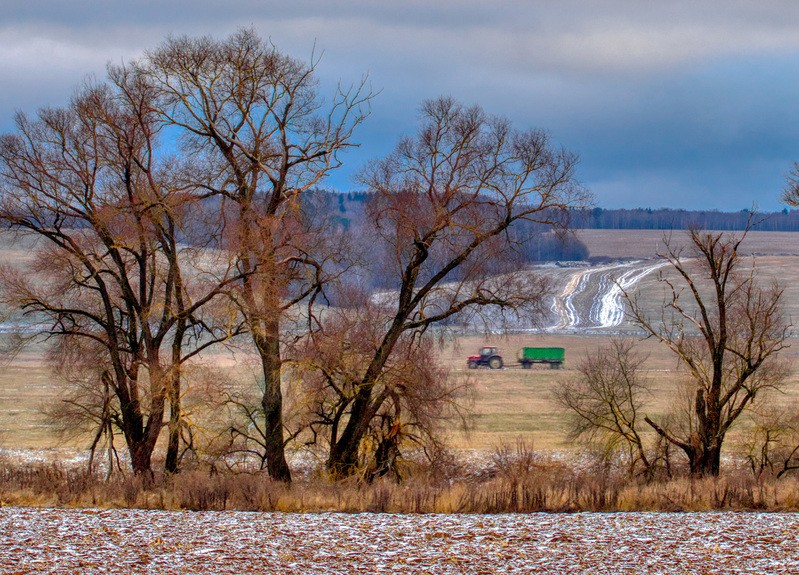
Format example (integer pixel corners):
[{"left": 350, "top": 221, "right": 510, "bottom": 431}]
[{"left": 466, "top": 346, "right": 504, "bottom": 369}]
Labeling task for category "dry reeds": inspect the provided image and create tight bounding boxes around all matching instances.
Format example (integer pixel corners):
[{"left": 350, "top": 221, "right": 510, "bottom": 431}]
[{"left": 3, "top": 449, "right": 799, "bottom": 514}]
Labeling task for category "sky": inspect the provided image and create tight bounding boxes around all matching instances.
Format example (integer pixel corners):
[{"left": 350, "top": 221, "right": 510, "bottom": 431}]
[{"left": 2, "top": 1, "right": 799, "bottom": 211}]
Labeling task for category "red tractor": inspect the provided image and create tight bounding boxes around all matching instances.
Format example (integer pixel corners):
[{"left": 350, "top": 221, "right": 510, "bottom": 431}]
[{"left": 466, "top": 346, "right": 504, "bottom": 369}]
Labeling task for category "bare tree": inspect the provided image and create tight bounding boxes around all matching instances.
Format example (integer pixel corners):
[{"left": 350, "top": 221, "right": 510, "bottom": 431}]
[
  {"left": 291, "top": 297, "right": 472, "bottom": 481},
  {"left": 554, "top": 339, "right": 658, "bottom": 478},
  {"left": 626, "top": 227, "right": 790, "bottom": 476},
  {"left": 321, "top": 97, "right": 589, "bottom": 478},
  {"left": 783, "top": 162, "right": 799, "bottom": 207},
  {"left": 133, "top": 29, "right": 371, "bottom": 482},
  {"left": 0, "top": 72, "right": 240, "bottom": 475},
  {"left": 741, "top": 400, "right": 799, "bottom": 478}
]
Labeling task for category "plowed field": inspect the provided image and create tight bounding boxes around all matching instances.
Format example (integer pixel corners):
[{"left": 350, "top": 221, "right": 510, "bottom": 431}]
[{"left": 2, "top": 507, "right": 798, "bottom": 574}]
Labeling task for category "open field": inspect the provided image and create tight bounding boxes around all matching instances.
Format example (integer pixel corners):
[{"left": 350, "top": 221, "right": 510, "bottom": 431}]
[
  {"left": 576, "top": 229, "right": 799, "bottom": 259},
  {"left": 443, "top": 333, "right": 799, "bottom": 451},
  {"left": 3, "top": 507, "right": 799, "bottom": 574},
  {"left": 4, "top": 331, "right": 799, "bottom": 461},
  {"left": 1, "top": 230, "right": 799, "bottom": 463},
  {"left": 627, "top": 255, "right": 799, "bottom": 333}
]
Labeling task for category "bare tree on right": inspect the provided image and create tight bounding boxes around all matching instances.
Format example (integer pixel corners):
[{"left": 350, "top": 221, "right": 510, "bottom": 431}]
[
  {"left": 626, "top": 227, "right": 790, "bottom": 476},
  {"left": 783, "top": 162, "right": 799, "bottom": 207}
]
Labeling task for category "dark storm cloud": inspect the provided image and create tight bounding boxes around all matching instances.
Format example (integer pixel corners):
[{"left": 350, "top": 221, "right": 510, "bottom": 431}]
[{"left": 2, "top": 1, "right": 799, "bottom": 209}]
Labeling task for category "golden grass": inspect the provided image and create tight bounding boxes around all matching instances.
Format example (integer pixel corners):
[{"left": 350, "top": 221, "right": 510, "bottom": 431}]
[
  {"left": 4, "top": 456, "right": 799, "bottom": 513},
  {"left": 4, "top": 330, "right": 799, "bottom": 456}
]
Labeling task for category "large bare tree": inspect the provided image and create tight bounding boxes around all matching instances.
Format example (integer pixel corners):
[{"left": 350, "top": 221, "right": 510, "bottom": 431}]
[
  {"left": 626, "top": 227, "right": 790, "bottom": 476},
  {"left": 134, "top": 29, "right": 371, "bottom": 482},
  {"left": 0, "top": 75, "right": 238, "bottom": 475},
  {"left": 320, "top": 97, "right": 589, "bottom": 478},
  {"left": 291, "top": 296, "right": 472, "bottom": 481}
]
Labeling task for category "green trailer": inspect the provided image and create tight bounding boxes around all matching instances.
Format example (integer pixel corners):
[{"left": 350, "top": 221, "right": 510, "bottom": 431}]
[{"left": 517, "top": 347, "right": 565, "bottom": 369}]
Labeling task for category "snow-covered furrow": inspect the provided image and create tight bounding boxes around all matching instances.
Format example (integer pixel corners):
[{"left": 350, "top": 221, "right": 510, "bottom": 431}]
[
  {"left": 550, "top": 268, "right": 594, "bottom": 329},
  {"left": 587, "top": 271, "right": 614, "bottom": 326},
  {"left": 550, "top": 261, "right": 667, "bottom": 331},
  {"left": 594, "top": 261, "right": 668, "bottom": 328}
]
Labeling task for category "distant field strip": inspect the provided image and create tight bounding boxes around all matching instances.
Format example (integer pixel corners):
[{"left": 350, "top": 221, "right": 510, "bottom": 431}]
[{"left": 550, "top": 261, "right": 668, "bottom": 330}]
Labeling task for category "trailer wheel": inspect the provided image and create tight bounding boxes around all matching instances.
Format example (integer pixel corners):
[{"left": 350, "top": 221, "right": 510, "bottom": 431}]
[
  {"left": 521, "top": 362, "right": 531, "bottom": 369},
  {"left": 489, "top": 356, "right": 503, "bottom": 369}
]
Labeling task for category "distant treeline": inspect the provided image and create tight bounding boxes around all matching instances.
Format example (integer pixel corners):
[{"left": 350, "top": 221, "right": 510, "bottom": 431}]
[
  {"left": 327, "top": 192, "right": 799, "bottom": 232},
  {"left": 8, "top": 189, "right": 795, "bottom": 234},
  {"left": 570, "top": 207, "right": 799, "bottom": 231}
]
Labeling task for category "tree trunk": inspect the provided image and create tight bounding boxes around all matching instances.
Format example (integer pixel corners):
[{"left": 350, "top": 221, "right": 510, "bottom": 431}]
[
  {"left": 130, "top": 444, "right": 154, "bottom": 477},
  {"left": 327, "top": 387, "right": 386, "bottom": 479},
  {"left": 257, "top": 320, "right": 292, "bottom": 483},
  {"left": 123, "top": 407, "right": 162, "bottom": 478},
  {"left": 682, "top": 436, "right": 722, "bottom": 477},
  {"left": 327, "top": 327, "right": 403, "bottom": 479},
  {"left": 120, "top": 418, "right": 163, "bottom": 478},
  {"left": 327, "top": 431, "right": 361, "bottom": 479},
  {"left": 164, "top": 374, "right": 181, "bottom": 474},
  {"left": 165, "top": 333, "right": 184, "bottom": 474},
  {"left": 116, "top": 362, "right": 167, "bottom": 478},
  {"left": 117, "top": 389, "right": 152, "bottom": 476},
  {"left": 696, "top": 442, "right": 722, "bottom": 477}
]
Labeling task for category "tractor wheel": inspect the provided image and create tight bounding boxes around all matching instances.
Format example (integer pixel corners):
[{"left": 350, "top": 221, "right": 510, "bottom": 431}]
[
  {"left": 489, "top": 356, "right": 503, "bottom": 369},
  {"left": 467, "top": 360, "right": 478, "bottom": 369}
]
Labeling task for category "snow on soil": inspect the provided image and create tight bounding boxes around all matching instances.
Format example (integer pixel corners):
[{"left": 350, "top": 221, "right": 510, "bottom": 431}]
[
  {"left": 549, "top": 261, "right": 667, "bottom": 330},
  {"left": 2, "top": 508, "right": 798, "bottom": 574}
]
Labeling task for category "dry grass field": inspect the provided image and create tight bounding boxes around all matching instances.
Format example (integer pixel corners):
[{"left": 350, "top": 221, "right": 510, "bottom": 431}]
[
  {"left": 441, "top": 333, "right": 799, "bottom": 452},
  {"left": 4, "top": 329, "right": 798, "bottom": 460},
  {"left": 0, "top": 351, "right": 59, "bottom": 449},
  {"left": 1, "top": 229, "right": 799, "bottom": 463}
]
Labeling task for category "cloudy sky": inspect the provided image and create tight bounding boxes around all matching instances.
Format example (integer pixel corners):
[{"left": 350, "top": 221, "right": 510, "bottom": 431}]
[{"left": 2, "top": 1, "right": 799, "bottom": 211}]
